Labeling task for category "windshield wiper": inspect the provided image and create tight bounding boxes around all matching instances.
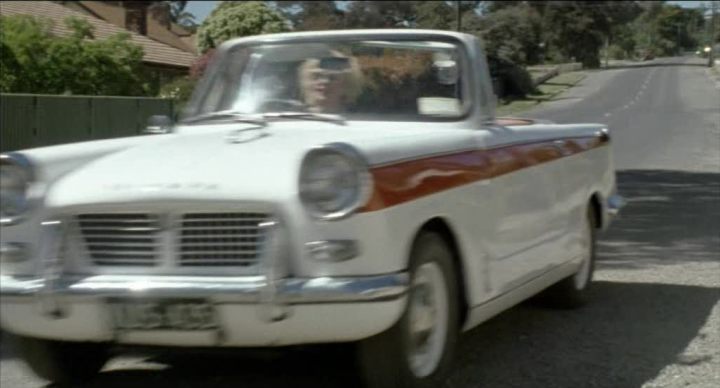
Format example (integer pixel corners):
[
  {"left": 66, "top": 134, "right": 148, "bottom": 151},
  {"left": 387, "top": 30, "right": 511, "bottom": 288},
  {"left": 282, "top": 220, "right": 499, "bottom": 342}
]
[
  {"left": 181, "top": 110, "right": 267, "bottom": 126},
  {"left": 262, "top": 112, "right": 346, "bottom": 125}
]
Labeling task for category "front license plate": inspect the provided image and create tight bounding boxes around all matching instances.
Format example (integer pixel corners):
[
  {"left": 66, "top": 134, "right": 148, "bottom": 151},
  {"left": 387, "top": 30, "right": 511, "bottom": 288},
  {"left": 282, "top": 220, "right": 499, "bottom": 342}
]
[{"left": 109, "top": 299, "right": 218, "bottom": 330}]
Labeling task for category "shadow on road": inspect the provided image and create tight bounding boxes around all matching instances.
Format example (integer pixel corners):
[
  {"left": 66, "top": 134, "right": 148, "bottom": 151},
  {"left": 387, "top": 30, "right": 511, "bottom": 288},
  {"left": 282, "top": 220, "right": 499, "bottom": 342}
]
[
  {"left": 449, "top": 281, "right": 719, "bottom": 388},
  {"left": 80, "top": 345, "right": 362, "bottom": 388},
  {"left": 598, "top": 169, "right": 720, "bottom": 269},
  {"left": 20, "top": 281, "right": 713, "bottom": 388}
]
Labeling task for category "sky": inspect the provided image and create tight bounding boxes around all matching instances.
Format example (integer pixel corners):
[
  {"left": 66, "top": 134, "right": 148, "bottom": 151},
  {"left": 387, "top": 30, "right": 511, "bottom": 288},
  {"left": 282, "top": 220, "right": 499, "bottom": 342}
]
[
  {"left": 186, "top": 1, "right": 217, "bottom": 23},
  {"left": 186, "top": 1, "right": 713, "bottom": 25}
]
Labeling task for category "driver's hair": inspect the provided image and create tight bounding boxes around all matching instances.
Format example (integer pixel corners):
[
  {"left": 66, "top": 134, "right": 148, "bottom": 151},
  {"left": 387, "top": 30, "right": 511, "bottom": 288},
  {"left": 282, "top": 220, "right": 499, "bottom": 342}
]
[{"left": 298, "top": 51, "right": 363, "bottom": 106}]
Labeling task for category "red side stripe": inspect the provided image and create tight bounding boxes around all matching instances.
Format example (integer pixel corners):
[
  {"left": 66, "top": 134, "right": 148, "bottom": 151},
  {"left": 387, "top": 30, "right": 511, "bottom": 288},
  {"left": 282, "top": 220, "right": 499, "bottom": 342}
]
[{"left": 360, "top": 136, "right": 607, "bottom": 212}]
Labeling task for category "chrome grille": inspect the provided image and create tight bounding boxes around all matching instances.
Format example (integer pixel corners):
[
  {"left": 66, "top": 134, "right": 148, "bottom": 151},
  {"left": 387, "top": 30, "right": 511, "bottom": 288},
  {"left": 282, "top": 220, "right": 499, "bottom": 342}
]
[
  {"left": 178, "top": 213, "right": 269, "bottom": 267},
  {"left": 76, "top": 214, "right": 159, "bottom": 266}
]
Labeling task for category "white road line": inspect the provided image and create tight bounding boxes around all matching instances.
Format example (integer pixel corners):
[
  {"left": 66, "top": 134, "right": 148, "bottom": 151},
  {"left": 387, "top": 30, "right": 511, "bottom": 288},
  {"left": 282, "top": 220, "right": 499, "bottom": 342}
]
[{"left": 604, "top": 113, "right": 612, "bottom": 117}]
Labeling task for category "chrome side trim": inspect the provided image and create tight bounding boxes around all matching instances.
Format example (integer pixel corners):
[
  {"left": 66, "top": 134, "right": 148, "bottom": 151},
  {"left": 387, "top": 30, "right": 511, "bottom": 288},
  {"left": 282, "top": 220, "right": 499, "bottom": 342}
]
[{"left": 0, "top": 273, "right": 410, "bottom": 304}]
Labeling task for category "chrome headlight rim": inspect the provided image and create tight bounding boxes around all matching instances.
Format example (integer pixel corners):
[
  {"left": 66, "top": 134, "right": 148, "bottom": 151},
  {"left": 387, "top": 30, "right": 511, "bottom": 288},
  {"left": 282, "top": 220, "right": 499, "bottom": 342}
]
[
  {"left": 299, "top": 143, "right": 373, "bottom": 221},
  {"left": 1, "top": 153, "right": 35, "bottom": 226}
]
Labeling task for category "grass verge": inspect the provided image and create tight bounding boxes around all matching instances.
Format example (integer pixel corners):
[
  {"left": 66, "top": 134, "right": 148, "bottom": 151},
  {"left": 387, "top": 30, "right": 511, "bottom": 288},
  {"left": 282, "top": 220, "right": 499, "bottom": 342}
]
[{"left": 497, "top": 71, "right": 587, "bottom": 116}]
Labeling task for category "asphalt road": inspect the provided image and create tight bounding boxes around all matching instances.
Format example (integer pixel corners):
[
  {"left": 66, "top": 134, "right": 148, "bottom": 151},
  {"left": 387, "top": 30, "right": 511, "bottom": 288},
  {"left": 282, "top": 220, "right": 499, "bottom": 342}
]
[{"left": 1, "top": 57, "right": 719, "bottom": 388}]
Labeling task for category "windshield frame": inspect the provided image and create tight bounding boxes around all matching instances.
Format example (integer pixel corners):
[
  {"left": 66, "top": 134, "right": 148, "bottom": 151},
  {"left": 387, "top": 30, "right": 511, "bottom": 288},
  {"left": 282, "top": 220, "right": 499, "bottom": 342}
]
[{"left": 182, "top": 33, "right": 476, "bottom": 124}]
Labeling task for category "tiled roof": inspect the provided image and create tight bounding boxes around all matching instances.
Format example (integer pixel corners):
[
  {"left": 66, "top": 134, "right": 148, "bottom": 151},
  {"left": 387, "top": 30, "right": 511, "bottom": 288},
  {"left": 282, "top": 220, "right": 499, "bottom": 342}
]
[
  {"left": 0, "top": 1, "right": 196, "bottom": 68},
  {"left": 75, "top": 1, "right": 197, "bottom": 54}
]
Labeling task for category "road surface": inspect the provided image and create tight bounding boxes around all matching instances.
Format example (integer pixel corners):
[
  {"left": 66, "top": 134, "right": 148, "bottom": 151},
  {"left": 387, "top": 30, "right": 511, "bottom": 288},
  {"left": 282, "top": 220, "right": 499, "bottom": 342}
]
[{"left": 1, "top": 57, "right": 718, "bottom": 388}]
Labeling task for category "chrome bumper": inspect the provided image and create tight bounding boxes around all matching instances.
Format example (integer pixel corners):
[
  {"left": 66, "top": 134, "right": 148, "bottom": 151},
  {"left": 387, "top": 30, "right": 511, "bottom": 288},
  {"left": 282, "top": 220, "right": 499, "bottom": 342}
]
[
  {"left": 0, "top": 273, "right": 409, "bottom": 346},
  {"left": 0, "top": 273, "right": 409, "bottom": 304}
]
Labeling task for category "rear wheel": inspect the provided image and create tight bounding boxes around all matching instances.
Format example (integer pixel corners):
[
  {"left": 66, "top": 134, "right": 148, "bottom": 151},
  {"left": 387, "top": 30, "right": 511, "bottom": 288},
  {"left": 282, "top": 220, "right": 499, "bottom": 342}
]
[
  {"left": 10, "top": 334, "right": 109, "bottom": 385},
  {"left": 357, "top": 232, "right": 460, "bottom": 388},
  {"left": 539, "top": 205, "right": 597, "bottom": 308}
]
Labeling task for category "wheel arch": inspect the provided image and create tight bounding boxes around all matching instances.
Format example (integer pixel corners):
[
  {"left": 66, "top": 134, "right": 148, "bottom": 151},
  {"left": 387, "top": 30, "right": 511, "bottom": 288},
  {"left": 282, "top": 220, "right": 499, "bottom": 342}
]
[{"left": 412, "top": 217, "right": 470, "bottom": 327}]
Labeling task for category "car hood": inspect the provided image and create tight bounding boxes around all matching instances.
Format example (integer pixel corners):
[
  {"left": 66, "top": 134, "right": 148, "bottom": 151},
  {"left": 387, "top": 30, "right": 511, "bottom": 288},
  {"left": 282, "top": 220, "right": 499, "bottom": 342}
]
[{"left": 44, "top": 121, "right": 474, "bottom": 208}]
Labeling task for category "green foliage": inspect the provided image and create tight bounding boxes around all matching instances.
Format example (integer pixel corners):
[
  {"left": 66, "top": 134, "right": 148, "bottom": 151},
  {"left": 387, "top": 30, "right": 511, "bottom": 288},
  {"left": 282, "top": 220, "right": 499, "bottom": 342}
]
[
  {"left": 480, "top": 1, "right": 642, "bottom": 68},
  {"left": 197, "top": 1, "right": 289, "bottom": 52},
  {"left": 487, "top": 56, "right": 536, "bottom": 98},
  {"left": 414, "top": 1, "right": 455, "bottom": 30},
  {"left": 342, "top": 1, "right": 417, "bottom": 28},
  {"left": 169, "top": 1, "right": 197, "bottom": 27},
  {"left": 158, "top": 76, "right": 196, "bottom": 116},
  {"left": 275, "top": 1, "right": 481, "bottom": 31},
  {"left": 474, "top": 4, "right": 543, "bottom": 65},
  {"left": 635, "top": 5, "right": 704, "bottom": 56},
  {"left": 0, "top": 40, "right": 20, "bottom": 92},
  {"left": 0, "top": 15, "right": 146, "bottom": 95},
  {"left": 275, "top": 1, "right": 344, "bottom": 30}
]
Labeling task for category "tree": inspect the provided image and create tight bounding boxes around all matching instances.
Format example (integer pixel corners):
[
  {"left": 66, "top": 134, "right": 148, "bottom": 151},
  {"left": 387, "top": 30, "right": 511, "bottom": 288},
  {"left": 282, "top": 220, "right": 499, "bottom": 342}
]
[
  {"left": 0, "top": 15, "right": 146, "bottom": 95},
  {"left": 274, "top": 1, "right": 345, "bottom": 30},
  {"left": 632, "top": 3, "right": 705, "bottom": 57},
  {"left": 471, "top": 4, "right": 543, "bottom": 65},
  {"left": 535, "top": 1, "right": 641, "bottom": 68},
  {"left": 196, "top": 1, "right": 289, "bottom": 53},
  {"left": 341, "top": 1, "right": 417, "bottom": 28},
  {"left": 169, "top": 1, "right": 197, "bottom": 27},
  {"left": 414, "top": 1, "right": 455, "bottom": 30}
]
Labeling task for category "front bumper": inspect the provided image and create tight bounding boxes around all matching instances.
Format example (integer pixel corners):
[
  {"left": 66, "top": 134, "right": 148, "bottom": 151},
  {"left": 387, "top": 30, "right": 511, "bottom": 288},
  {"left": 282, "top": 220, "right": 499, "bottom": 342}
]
[{"left": 0, "top": 273, "right": 408, "bottom": 346}]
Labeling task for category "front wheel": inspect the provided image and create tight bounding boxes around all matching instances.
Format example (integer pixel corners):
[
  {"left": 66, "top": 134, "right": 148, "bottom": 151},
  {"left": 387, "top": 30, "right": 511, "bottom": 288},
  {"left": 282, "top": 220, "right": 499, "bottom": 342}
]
[
  {"left": 10, "top": 334, "right": 109, "bottom": 385},
  {"left": 357, "top": 232, "right": 460, "bottom": 388}
]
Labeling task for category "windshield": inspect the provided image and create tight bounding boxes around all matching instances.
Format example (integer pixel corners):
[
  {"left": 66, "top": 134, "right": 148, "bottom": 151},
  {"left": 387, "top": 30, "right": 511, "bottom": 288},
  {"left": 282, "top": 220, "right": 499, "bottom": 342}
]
[{"left": 183, "top": 39, "right": 470, "bottom": 122}]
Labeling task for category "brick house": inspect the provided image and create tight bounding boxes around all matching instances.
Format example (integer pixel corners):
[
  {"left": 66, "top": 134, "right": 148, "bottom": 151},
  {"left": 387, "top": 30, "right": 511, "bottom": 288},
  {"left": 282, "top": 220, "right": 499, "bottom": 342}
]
[{"left": 1, "top": 1, "right": 198, "bottom": 92}]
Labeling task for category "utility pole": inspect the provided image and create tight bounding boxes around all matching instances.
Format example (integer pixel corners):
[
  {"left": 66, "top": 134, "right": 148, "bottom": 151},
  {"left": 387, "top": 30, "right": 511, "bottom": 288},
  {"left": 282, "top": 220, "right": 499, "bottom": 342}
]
[
  {"left": 456, "top": 1, "right": 462, "bottom": 32},
  {"left": 711, "top": 0, "right": 717, "bottom": 67},
  {"left": 605, "top": 36, "right": 610, "bottom": 68}
]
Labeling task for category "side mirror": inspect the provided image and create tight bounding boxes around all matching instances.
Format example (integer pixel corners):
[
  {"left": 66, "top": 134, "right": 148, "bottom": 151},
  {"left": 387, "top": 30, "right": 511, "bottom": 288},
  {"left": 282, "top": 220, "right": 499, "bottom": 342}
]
[
  {"left": 144, "top": 115, "right": 173, "bottom": 135},
  {"left": 433, "top": 60, "right": 459, "bottom": 85}
]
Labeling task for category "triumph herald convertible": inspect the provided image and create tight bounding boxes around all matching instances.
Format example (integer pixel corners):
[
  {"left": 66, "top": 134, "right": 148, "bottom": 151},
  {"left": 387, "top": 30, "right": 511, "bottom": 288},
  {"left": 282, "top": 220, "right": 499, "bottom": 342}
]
[{"left": 0, "top": 29, "right": 622, "bottom": 387}]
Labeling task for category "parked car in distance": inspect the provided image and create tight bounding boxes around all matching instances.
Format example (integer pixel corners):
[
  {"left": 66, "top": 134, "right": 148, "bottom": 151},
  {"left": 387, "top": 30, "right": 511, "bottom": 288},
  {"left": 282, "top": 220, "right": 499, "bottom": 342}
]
[{"left": 0, "top": 29, "right": 622, "bottom": 388}]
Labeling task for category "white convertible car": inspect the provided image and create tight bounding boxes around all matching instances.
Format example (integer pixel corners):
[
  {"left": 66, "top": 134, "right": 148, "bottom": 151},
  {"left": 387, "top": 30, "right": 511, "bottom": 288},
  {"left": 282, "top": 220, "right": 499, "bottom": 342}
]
[{"left": 0, "top": 30, "right": 622, "bottom": 387}]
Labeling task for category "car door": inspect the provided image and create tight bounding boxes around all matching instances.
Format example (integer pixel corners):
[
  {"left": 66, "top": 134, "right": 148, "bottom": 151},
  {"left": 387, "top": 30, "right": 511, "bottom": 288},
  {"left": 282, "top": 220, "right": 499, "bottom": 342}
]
[{"left": 476, "top": 125, "right": 568, "bottom": 294}]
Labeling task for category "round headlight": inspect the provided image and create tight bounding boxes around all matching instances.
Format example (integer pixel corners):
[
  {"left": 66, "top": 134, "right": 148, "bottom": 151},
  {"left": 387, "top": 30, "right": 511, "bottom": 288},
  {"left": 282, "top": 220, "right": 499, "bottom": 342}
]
[
  {"left": 0, "top": 153, "right": 34, "bottom": 225},
  {"left": 299, "top": 144, "right": 372, "bottom": 221}
]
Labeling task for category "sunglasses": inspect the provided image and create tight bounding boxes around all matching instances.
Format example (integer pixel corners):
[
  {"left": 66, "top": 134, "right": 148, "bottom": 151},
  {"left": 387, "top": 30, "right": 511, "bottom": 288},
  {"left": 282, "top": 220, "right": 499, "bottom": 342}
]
[
  {"left": 318, "top": 57, "right": 351, "bottom": 71},
  {"left": 310, "top": 72, "right": 343, "bottom": 82}
]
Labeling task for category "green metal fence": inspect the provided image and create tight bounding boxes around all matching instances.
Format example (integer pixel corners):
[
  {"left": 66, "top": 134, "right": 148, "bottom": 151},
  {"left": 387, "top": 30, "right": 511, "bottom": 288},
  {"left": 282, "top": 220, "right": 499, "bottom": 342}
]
[{"left": 0, "top": 94, "right": 174, "bottom": 152}]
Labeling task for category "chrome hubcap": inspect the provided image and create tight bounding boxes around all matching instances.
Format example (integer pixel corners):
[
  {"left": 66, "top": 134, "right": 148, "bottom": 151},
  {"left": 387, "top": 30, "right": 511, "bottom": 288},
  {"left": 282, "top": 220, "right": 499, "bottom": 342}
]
[{"left": 407, "top": 262, "right": 448, "bottom": 378}]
